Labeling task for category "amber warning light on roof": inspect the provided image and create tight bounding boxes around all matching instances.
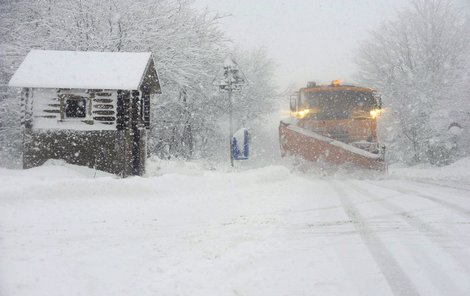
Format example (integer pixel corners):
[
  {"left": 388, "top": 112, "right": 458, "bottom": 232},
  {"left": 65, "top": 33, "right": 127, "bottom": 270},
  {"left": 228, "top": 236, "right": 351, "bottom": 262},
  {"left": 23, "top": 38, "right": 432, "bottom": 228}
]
[{"left": 331, "top": 80, "right": 342, "bottom": 87}]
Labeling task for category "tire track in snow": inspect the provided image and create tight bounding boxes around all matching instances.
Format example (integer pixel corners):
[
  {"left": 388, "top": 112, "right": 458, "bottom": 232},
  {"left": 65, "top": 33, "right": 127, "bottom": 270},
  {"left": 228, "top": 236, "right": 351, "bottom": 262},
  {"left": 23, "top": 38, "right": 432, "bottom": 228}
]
[
  {"left": 346, "top": 180, "right": 470, "bottom": 294},
  {"left": 350, "top": 180, "right": 470, "bottom": 244},
  {"left": 411, "top": 179, "right": 470, "bottom": 192},
  {"left": 329, "top": 180, "right": 419, "bottom": 296},
  {"left": 351, "top": 181, "right": 470, "bottom": 243},
  {"left": 364, "top": 181, "right": 470, "bottom": 219}
]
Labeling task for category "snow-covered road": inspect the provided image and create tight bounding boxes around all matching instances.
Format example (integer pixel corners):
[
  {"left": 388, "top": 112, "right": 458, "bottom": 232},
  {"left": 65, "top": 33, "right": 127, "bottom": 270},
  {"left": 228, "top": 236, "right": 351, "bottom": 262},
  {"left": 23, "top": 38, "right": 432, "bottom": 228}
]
[{"left": 1, "top": 163, "right": 470, "bottom": 295}]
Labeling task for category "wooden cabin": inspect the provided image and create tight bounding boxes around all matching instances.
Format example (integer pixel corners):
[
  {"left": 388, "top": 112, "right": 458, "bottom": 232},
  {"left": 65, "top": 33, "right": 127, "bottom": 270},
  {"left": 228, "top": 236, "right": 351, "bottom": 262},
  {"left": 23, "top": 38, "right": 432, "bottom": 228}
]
[{"left": 8, "top": 50, "right": 161, "bottom": 177}]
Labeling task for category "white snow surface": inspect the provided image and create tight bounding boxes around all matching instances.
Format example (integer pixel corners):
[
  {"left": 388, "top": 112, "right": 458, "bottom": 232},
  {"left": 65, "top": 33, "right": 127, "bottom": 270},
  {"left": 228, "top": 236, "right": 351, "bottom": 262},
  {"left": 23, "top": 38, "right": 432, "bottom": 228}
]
[
  {"left": 389, "top": 156, "right": 470, "bottom": 185},
  {"left": 1, "top": 159, "right": 470, "bottom": 295},
  {"left": 8, "top": 50, "right": 152, "bottom": 90}
]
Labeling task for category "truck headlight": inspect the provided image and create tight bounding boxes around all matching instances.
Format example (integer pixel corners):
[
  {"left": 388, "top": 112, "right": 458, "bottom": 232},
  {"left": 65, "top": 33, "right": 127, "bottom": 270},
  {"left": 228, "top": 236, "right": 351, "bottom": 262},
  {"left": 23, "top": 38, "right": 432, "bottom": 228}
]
[{"left": 370, "top": 109, "right": 382, "bottom": 118}]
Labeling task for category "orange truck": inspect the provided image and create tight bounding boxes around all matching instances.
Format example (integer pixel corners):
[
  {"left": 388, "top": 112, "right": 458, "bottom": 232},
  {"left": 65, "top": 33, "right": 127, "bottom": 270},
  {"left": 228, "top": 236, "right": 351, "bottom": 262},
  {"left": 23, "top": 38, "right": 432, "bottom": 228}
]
[{"left": 279, "top": 80, "right": 385, "bottom": 170}]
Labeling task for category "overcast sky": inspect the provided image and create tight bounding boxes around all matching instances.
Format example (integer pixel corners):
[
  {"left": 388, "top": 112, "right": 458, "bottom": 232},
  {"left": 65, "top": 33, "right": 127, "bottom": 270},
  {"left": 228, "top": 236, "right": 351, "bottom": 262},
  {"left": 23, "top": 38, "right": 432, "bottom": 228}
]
[{"left": 194, "top": 0, "right": 469, "bottom": 89}]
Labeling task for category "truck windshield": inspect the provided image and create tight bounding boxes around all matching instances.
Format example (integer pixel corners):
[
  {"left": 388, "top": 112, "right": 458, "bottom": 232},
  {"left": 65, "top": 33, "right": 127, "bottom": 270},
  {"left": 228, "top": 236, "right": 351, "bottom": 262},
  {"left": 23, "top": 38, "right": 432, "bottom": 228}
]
[{"left": 304, "top": 90, "right": 378, "bottom": 120}]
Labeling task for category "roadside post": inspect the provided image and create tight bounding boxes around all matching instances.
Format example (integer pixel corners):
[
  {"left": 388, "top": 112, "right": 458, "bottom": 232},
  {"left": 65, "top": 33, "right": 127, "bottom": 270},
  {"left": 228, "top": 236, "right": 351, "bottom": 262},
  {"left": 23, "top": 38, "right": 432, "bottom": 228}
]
[{"left": 214, "top": 55, "right": 247, "bottom": 167}]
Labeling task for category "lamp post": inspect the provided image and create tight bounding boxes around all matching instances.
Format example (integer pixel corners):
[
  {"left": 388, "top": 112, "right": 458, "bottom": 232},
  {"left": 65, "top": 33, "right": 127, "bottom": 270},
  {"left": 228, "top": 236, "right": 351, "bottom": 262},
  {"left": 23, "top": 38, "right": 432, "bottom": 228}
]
[{"left": 214, "top": 55, "right": 246, "bottom": 167}]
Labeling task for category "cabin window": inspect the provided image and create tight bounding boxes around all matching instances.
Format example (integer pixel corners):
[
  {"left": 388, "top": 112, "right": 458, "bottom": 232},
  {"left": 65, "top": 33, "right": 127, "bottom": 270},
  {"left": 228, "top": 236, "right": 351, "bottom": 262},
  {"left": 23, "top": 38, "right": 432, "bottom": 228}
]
[
  {"left": 59, "top": 94, "right": 90, "bottom": 120},
  {"left": 65, "top": 97, "right": 87, "bottom": 118}
]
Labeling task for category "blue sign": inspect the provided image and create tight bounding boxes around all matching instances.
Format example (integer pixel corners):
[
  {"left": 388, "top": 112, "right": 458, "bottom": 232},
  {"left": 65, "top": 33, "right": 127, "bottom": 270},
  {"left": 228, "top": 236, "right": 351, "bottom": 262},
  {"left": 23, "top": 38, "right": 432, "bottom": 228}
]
[{"left": 232, "top": 128, "right": 249, "bottom": 160}]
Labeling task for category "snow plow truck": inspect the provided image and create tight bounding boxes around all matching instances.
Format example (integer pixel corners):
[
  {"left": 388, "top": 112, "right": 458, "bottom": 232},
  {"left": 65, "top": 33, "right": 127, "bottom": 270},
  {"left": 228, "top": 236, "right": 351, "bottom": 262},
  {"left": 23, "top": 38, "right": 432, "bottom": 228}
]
[{"left": 279, "top": 80, "right": 385, "bottom": 170}]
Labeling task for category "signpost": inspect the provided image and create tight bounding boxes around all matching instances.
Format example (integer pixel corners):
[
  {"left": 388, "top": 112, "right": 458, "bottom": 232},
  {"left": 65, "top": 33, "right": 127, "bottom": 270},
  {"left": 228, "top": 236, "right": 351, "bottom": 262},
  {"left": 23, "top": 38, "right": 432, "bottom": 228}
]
[{"left": 214, "top": 55, "right": 247, "bottom": 167}]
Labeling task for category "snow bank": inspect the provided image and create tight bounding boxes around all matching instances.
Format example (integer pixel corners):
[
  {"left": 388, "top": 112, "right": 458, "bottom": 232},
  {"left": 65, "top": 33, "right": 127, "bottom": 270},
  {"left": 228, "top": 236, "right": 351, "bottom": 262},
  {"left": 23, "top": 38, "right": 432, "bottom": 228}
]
[
  {"left": 145, "top": 157, "right": 290, "bottom": 184},
  {"left": 5, "top": 155, "right": 469, "bottom": 185},
  {"left": 0, "top": 159, "right": 114, "bottom": 179},
  {"left": 389, "top": 156, "right": 470, "bottom": 183},
  {"left": 144, "top": 156, "right": 219, "bottom": 176}
]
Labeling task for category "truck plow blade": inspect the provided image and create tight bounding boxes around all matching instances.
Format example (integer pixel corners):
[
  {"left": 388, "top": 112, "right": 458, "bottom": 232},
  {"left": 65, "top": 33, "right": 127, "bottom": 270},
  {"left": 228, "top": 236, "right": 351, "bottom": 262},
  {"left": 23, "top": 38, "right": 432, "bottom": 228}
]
[{"left": 280, "top": 121, "right": 385, "bottom": 171}]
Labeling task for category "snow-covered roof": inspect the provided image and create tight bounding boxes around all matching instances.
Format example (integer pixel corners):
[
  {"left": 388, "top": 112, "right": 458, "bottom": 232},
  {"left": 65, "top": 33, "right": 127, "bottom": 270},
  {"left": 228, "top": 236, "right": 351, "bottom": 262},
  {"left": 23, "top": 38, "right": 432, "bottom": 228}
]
[{"left": 9, "top": 50, "right": 160, "bottom": 92}]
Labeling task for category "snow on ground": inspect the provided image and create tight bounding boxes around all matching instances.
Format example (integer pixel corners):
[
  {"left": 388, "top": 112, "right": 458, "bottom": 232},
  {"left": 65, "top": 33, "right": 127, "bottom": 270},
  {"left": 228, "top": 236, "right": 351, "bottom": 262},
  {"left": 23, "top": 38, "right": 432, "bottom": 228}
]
[
  {"left": 389, "top": 157, "right": 470, "bottom": 184},
  {"left": 1, "top": 159, "right": 470, "bottom": 296}
]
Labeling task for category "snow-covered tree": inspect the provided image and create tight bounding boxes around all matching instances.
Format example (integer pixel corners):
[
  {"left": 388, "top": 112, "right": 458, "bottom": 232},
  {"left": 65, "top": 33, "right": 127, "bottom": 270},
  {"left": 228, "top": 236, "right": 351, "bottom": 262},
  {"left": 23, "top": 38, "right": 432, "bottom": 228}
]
[
  {"left": 355, "top": 0, "right": 469, "bottom": 165},
  {"left": 1, "top": 0, "right": 226, "bottom": 161},
  {"left": 230, "top": 47, "right": 278, "bottom": 127},
  {"left": 0, "top": 0, "right": 278, "bottom": 163},
  {"left": 0, "top": 0, "right": 23, "bottom": 168}
]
